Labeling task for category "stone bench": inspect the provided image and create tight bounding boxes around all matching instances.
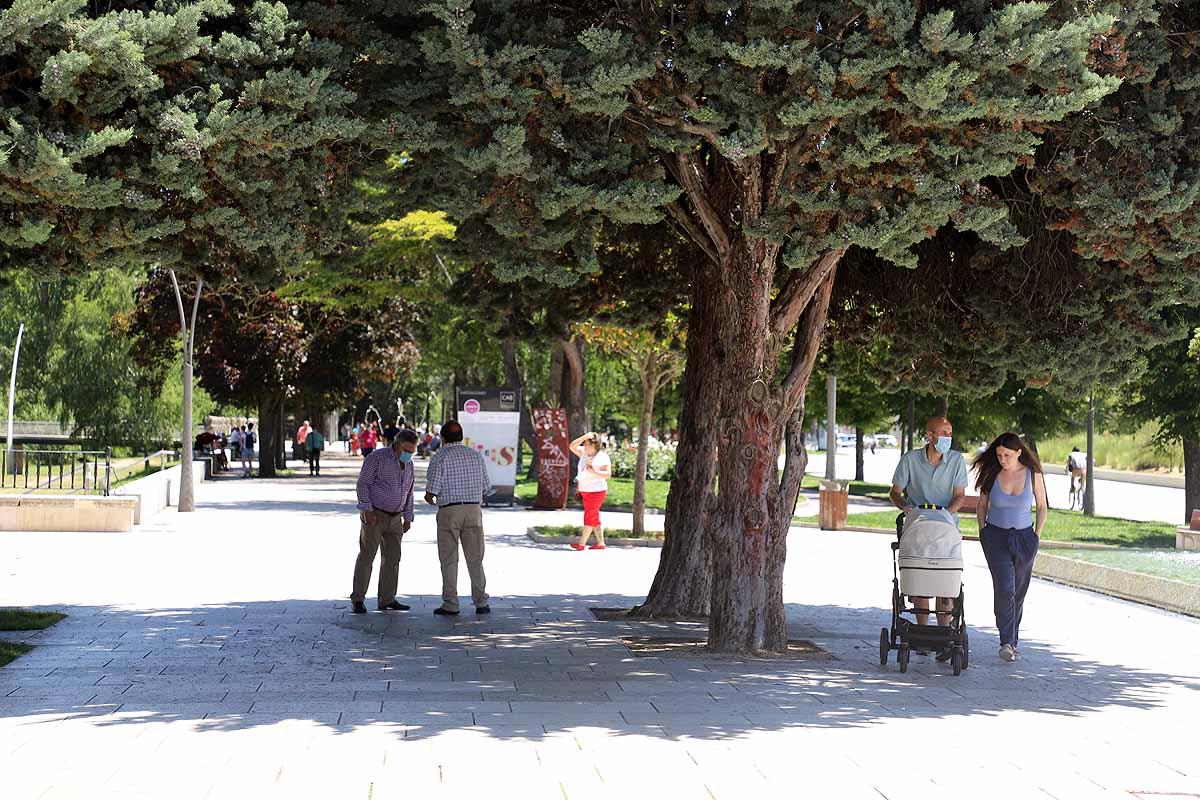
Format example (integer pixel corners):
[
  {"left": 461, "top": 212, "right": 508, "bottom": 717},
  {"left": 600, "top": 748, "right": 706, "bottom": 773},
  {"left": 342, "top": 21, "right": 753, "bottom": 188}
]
[{"left": 0, "top": 494, "right": 137, "bottom": 532}]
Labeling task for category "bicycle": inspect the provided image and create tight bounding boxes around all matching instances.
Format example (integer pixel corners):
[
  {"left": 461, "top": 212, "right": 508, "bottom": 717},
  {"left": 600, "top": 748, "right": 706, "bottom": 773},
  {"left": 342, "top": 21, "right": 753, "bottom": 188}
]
[{"left": 1068, "top": 469, "right": 1086, "bottom": 510}]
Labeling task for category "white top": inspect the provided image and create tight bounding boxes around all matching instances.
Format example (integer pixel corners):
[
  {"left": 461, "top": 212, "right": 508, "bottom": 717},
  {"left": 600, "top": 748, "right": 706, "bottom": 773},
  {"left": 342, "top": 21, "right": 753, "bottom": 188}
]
[
  {"left": 1068, "top": 451, "right": 1087, "bottom": 470},
  {"left": 576, "top": 451, "right": 611, "bottom": 493}
]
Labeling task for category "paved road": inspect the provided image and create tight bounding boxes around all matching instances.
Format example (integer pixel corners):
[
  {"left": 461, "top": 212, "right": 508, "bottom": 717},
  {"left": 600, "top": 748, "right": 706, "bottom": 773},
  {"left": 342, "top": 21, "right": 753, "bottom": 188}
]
[
  {"left": 804, "top": 448, "right": 1189, "bottom": 525},
  {"left": 1, "top": 453, "right": 1197, "bottom": 799}
]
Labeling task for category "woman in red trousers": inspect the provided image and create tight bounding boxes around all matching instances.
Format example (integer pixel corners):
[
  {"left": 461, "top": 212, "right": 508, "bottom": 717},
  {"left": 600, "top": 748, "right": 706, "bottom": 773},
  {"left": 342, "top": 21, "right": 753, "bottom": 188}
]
[{"left": 569, "top": 432, "right": 612, "bottom": 550}]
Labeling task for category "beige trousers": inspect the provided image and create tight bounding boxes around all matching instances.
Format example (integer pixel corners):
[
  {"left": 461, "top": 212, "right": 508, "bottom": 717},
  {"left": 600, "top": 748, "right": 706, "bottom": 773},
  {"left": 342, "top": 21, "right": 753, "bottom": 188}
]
[
  {"left": 436, "top": 504, "right": 488, "bottom": 611},
  {"left": 351, "top": 510, "right": 405, "bottom": 605}
]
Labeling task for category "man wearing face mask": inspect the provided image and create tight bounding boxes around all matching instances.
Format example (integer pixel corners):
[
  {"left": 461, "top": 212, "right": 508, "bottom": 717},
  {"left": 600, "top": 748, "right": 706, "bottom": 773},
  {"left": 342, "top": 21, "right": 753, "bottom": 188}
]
[
  {"left": 889, "top": 416, "right": 968, "bottom": 649},
  {"left": 350, "top": 428, "right": 420, "bottom": 614}
]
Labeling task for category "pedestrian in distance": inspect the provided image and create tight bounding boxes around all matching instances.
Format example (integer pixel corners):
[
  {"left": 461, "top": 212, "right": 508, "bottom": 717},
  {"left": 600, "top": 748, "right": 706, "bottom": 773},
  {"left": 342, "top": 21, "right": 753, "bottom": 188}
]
[
  {"left": 972, "top": 432, "right": 1048, "bottom": 663},
  {"left": 424, "top": 420, "right": 492, "bottom": 616},
  {"left": 383, "top": 417, "right": 400, "bottom": 446},
  {"left": 306, "top": 425, "right": 325, "bottom": 476},
  {"left": 296, "top": 420, "right": 311, "bottom": 464},
  {"left": 351, "top": 428, "right": 420, "bottom": 614},
  {"left": 350, "top": 426, "right": 360, "bottom": 456},
  {"left": 888, "top": 416, "right": 968, "bottom": 660},
  {"left": 361, "top": 423, "right": 378, "bottom": 457},
  {"left": 240, "top": 423, "right": 257, "bottom": 478},
  {"left": 229, "top": 426, "right": 241, "bottom": 461},
  {"left": 568, "top": 432, "right": 612, "bottom": 550}
]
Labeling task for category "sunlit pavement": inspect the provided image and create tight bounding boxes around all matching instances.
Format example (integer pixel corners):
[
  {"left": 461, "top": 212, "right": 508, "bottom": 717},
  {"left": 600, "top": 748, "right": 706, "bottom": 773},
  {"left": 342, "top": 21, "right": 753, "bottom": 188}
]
[{"left": 0, "top": 452, "right": 1196, "bottom": 799}]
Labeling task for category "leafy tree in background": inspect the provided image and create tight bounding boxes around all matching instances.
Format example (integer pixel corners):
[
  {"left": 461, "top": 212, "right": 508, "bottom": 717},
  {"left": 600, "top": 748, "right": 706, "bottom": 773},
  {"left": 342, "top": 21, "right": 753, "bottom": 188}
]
[
  {"left": 392, "top": 0, "right": 1120, "bottom": 651},
  {"left": 578, "top": 320, "right": 685, "bottom": 536},
  {"left": 1122, "top": 312, "right": 1200, "bottom": 524}
]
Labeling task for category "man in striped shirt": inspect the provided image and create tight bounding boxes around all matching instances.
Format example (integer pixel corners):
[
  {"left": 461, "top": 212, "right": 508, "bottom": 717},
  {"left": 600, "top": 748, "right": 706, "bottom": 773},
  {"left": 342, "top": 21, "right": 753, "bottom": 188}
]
[
  {"left": 351, "top": 429, "right": 420, "bottom": 614},
  {"left": 423, "top": 420, "right": 492, "bottom": 615}
]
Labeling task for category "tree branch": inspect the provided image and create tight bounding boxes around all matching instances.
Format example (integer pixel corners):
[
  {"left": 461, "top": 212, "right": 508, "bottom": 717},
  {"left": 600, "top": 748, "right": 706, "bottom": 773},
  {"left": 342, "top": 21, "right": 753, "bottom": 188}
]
[
  {"left": 673, "top": 151, "right": 731, "bottom": 258},
  {"left": 781, "top": 266, "right": 837, "bottom": 409},
  {"left": 665, "top": 200, "right": 719, "bottom": 264},
  {"left": 769, "top": 249, "right": 843, "bottom": 336}
]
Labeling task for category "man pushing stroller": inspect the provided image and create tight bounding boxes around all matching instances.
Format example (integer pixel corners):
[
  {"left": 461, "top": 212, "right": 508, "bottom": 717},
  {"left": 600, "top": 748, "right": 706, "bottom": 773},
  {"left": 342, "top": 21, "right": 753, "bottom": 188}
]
[{"left": 888, "top": 416, "right": 968, "bottom": 661}]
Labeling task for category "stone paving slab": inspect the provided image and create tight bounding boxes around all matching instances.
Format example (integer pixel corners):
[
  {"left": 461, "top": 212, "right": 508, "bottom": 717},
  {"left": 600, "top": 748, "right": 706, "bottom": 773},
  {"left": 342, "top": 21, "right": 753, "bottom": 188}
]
[{"left": 0, "top": 454, "right": 1198, "bottom": 798}]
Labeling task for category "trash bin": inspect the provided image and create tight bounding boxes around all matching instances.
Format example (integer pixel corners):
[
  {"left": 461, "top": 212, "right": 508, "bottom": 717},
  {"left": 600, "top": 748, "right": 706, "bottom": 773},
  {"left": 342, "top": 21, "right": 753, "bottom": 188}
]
[{"left": 819, "top": 479, "right": 849, "bottom": 530}]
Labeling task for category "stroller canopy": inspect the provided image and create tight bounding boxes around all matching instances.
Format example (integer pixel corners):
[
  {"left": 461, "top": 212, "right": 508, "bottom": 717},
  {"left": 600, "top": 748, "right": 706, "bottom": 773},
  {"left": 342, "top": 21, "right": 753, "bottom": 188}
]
[{"left": 900, "top": 512, "right": 963, "bottom": 561}]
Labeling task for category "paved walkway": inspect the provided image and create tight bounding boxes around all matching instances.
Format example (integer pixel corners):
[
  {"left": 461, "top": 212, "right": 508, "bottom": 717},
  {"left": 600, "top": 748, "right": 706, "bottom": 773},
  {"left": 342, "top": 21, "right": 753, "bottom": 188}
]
[{"left": 1, "top": 453, "right": 1198, "bottom": 799}]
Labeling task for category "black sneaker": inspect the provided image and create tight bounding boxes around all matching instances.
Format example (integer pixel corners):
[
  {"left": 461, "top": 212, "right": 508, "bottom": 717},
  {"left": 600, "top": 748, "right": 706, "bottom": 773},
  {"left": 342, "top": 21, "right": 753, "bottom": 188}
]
[
  {"left": 475, "top": 606, "right": 491, "bottom": 615},
  {"left": 351, "top": 601, "right": 367, "bottom": 615},
  {"left": 433, "top": 608, "right": 459, "bottom": 616},
  {"left": 379, "top": 601, "right": 411, "bottom": 612}
]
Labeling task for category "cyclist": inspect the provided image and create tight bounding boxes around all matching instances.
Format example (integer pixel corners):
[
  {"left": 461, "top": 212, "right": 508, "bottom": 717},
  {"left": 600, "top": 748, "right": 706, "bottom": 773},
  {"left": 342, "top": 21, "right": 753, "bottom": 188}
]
[{"left": 1067, "top": 447, "right": 1087, "bottom": 500}]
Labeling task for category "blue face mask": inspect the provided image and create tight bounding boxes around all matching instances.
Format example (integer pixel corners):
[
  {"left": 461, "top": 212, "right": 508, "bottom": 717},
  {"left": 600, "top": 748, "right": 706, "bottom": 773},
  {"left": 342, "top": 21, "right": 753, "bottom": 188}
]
[
  {"left": 398, "top": 451, "right": 413, "bottom": 464},
  {"left": 933, "top": 436, "right": 953, "bottom": 455}
]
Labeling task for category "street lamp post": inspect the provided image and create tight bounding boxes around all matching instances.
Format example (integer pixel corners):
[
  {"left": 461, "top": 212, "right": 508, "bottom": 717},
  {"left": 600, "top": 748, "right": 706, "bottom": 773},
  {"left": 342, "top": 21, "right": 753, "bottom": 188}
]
[{"left": 5, "top": 323, "right": 24, "bottom": 475}]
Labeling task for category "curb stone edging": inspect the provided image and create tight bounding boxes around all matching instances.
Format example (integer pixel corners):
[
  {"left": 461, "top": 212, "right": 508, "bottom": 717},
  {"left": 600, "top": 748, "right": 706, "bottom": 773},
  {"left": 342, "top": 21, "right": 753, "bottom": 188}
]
[
  {"left": 526, "top": 527, "right": 664, "bottom": 548},
  {"left": 1033, "top": 551, "right": 1200, "bottom": 618}
]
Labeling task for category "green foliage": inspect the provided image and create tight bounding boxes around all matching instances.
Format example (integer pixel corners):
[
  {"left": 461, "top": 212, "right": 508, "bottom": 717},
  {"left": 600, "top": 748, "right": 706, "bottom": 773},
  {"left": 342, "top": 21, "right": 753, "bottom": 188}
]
[
  {"left": 0, "top": 608, "right": 66, "bottom": 631},
  {"left": 608, "top": 445, "right": 676, "bottom": 482},
  {"left": 1121, "top": 310, "right": 1200, "bottom": 450},
  {"left": 1039, "top": 425, "right": 1183, "bottom": 473},
  {"left": 0, "top": 0, "right": 373, "bottom": 280}
]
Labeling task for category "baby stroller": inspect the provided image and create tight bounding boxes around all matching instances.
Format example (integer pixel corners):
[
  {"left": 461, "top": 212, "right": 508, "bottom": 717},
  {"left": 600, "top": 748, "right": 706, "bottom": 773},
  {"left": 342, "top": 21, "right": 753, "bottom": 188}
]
[{"left": 880, "top": 508, "right": 970, "bottom": 675}]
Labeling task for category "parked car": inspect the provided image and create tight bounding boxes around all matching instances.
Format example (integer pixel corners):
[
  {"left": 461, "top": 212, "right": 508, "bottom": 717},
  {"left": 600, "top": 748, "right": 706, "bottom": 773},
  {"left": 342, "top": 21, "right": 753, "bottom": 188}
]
[{"left": 836, "top": 433, "right": 857, "bottom": 449}]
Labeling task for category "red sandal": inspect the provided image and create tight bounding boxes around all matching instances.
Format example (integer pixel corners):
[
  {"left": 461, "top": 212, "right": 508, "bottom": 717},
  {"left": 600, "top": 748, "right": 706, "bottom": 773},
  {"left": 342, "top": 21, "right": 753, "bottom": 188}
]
[
  {"left": 569, "top": 543, "right": 586, "bottom": 550},
  {"left": 589, "top": 544, "right": 606, "bottom": 550}
]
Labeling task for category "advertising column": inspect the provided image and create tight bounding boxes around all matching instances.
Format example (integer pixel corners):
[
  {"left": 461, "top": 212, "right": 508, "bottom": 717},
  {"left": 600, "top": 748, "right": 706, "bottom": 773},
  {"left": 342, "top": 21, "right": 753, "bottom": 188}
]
[
  {"left": 531, "top": 408, "right": 570, "bottom": 509},
  {"left": 455, "top": 387, "right": 522, "bottom": 505}
]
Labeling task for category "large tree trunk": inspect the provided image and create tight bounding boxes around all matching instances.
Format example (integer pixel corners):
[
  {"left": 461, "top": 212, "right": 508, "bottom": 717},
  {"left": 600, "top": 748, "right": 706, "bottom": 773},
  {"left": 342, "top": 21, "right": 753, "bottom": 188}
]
[
  {"left": 632, "top": 371, "right": 656, "bottom": 538},
  {"left": 707, "top": 243, "right": 838, "bottom": 654},
  {"left": 1183, "top": 435, "right": 1200, "bottom": 526},
  {"left": 501, "top": 337, "right": 536, "bottom": 470},
  {"left": 632, "top": 264, "right": 724, "bottom": 619},
  {"left": 561, "top": 336, "right": 588, "bottom": 441},
  {"left": 257, "top": 394, "right": 284, "bottom": 478}
]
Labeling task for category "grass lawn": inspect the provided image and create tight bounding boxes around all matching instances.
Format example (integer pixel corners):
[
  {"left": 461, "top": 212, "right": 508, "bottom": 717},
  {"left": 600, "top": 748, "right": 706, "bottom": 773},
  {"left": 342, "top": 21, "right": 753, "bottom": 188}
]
[
  {"left": 800, "top": 474, "right": 893, "bottom": 500},
  {"left": 837, "top": 509, "right": 1177, "bottom": 549},
  {"left": 0, "top": 609, "right": 66, "bottom": 631},
  {"left": 0, "top": 608, "right": 66, "bottom": 668},
  {"left": 0, "top": 641, "right": 33, "bottom": 667},
  {"left": 516, "top": 476, "right": 671, "bottom": 511},
  {"left": 532, "top": 524, "right": 663, "bottom": 540}
]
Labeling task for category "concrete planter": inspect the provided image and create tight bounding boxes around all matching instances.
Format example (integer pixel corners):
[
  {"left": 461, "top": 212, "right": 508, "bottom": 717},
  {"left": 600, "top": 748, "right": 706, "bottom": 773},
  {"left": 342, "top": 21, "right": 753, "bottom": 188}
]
[
  {"left": 526, "top": 527, "right": 664, "bottom": 548},
  {"left": 1034, "top": 551, "right": 1200, "bottom": 618},
  {"left": 1177, "top": 527, "right": 1200, "bottom": 552}
]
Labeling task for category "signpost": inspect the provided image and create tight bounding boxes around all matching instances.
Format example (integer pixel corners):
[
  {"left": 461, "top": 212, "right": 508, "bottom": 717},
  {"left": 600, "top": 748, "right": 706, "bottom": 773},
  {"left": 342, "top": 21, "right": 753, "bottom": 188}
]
[
  {"left": 456, "top": 387, "right": 522, "bottom": 505},
  {"left": 532, "top": 407, "right": 570, "bottom": 509}
]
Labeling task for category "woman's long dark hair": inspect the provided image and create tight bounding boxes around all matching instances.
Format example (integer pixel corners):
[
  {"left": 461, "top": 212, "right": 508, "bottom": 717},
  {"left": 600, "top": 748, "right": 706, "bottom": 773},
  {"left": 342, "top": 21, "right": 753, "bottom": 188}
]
[{"left": 972, "top": 432, "right": 1043, "bottom": 493}]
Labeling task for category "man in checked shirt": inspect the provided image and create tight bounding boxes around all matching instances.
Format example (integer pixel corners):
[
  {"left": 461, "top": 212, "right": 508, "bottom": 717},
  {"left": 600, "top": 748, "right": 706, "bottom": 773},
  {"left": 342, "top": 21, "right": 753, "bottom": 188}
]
[
  {"left": 350, "top": 429, "right": 420, "bottom": 614},
  {"left": 423, "top": 420, "right": 493, "bottom": 615}
]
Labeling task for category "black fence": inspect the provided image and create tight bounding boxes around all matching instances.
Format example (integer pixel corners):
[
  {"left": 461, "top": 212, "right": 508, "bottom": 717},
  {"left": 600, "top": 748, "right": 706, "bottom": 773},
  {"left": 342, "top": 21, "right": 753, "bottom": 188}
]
[{"left": 1, "top": 447, "right": 112, "bottom": 496}]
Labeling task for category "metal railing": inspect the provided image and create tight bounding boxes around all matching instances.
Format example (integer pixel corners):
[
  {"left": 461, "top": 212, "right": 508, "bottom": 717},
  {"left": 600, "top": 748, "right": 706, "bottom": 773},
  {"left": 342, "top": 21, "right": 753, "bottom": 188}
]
[{"left": 1, "top": 447, "right": 112, "bottom": 496}]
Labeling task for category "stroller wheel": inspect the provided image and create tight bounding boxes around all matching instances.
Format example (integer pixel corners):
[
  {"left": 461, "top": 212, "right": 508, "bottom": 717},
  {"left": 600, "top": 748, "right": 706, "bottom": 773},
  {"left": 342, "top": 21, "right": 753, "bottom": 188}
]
[
  {"left": 898, "top": 646, "right": 910, "bottom": 673},
  {"left": 961, "top": 629, "right": 970, "bottom": 670},
  {"left": 951, "top": 648, "right": 963, "bottom": 676},
  {"left": 879, "top": 628, "right": 889, "bottom": 666}
]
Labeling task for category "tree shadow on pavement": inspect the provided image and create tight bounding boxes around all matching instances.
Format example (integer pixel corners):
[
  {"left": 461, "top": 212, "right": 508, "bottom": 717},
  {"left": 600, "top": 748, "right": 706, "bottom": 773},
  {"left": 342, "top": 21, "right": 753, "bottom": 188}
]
[{"left": 1, "top": 595, "right": 1196, "bottom": 742}]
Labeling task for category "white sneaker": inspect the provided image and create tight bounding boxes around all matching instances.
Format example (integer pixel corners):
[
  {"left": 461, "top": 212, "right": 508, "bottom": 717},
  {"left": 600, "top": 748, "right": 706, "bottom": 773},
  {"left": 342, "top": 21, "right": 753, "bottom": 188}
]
[{"left": 1000, "top": 644, "right": 1016, "bottom": 662}]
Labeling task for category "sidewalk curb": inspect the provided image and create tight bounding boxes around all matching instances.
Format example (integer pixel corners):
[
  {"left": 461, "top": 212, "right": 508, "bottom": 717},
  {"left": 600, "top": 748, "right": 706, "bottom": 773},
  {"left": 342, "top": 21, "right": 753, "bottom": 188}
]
[{"left": 526, "top": 528, "right": 665, "bottom": 548}]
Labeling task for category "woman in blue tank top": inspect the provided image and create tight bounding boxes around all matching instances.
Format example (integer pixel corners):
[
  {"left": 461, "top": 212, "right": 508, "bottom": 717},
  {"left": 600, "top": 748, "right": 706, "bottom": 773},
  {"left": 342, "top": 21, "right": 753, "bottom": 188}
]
[{"left": 971, "top": 432, "right": 1048, "bottom": 663}]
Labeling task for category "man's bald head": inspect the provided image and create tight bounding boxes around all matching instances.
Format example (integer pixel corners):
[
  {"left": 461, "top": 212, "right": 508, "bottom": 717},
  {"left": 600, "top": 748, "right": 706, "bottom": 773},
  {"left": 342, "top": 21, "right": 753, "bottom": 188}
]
[{"left": 926, "top": 417, "right": 953, "bottom": 439}]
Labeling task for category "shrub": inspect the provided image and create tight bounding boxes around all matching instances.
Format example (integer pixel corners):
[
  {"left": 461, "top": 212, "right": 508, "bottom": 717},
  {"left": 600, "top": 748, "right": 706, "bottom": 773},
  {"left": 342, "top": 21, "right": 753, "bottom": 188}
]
[{"left": 608, "top": 445, "right": 675, "bottom": 481}]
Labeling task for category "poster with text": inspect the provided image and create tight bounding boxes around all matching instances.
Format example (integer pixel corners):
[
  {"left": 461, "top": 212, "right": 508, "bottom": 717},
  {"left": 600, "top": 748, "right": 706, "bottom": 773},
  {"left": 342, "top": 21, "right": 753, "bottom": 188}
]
[
  {"left": 532, "top": 407, "right": 570, "bottom": 510},
  {"left": 456, "top": 387, "right": 521, "bottom": 505}
]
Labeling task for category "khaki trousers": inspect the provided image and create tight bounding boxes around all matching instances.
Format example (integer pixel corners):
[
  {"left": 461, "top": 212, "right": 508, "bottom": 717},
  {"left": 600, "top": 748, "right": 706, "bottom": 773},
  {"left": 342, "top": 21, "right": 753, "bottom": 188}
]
[
  {"left": 436, "top": 504, "right": 488, "bottom": 612},
  {"left": 351, "top": 510, "right": 405, "bottom": 605}
]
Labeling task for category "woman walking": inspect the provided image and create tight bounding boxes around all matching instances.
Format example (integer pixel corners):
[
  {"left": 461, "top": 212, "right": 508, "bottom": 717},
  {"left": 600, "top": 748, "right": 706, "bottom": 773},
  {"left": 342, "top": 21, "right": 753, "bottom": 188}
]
[
  {"left": 569, "top": 432, "right": 612, "bottom": 550},
  {"left": 972, "top": 432, "right": 1049, "bottom": 663},
  {"left": 349, "top": 425, "right": 360, "bottom": 456},
  {"left": 361, "top": 422, "right": 378, "bottom": 457}
]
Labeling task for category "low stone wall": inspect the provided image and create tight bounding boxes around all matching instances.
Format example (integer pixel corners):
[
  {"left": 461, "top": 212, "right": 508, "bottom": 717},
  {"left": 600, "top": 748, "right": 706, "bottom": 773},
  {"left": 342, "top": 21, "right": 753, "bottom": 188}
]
[
  {"left": 1033, "top": 551, "right": 1200, "bottom": 618},
  {"left": 0, "top": 494, "right": 138, "bottom": 532},
  {"left": 526, "top": 527, "right": 664, "bottom": 548},
  {"left": 117, "top": 459, "right": 210, "bottom": 524}
]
